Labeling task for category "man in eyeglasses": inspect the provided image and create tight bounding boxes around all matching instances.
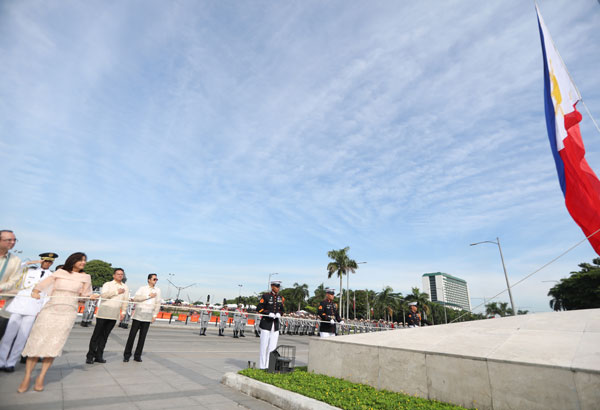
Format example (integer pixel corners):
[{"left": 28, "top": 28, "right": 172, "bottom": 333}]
[
  {"left": 123, "top": 273, "right": 161, "bottom": 362},
  {"left": 0, "top": 230, "right": 23, "bottom": 340}
]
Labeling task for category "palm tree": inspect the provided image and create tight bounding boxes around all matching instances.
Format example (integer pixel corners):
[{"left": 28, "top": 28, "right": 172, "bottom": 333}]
[
  {"left": 485, "top": 301, "right": 514, "bottom": 317},
  {"left": 374, "top": 286, "right": 397, "bottom": 321},
  {"left": 393, "top": 295, "right": 407, "bottom": 324},
  {"left": 327, "top": 247, "right": 358, "bottom": 319},
  {"left": 313, "top": 283, "right": 326, "bottom": 301},
  {"left": 290, "top": 283, "right": 310, "bottom": 311},
  {"left": 405, "top": 287, "right": 431, "bottom": 323}
]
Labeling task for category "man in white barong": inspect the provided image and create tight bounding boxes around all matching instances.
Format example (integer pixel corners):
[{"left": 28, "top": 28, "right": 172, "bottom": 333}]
[
  {"left": 123, "top": 273, "right": 161, "bottom": 362},
  {"left": 86, "top": 268, "right": 129, "bottom": 364}
]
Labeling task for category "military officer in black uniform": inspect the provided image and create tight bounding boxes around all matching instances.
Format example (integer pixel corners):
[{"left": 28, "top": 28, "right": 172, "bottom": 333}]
[
  {"left": 317, "top": 288, "right": 343, "bottom": 338},
  {"left": 256, "top": 280, "right": 284, "bottom": 369},
  {"left": 406, "top": 302, "right": 421, "bottom": 327}
]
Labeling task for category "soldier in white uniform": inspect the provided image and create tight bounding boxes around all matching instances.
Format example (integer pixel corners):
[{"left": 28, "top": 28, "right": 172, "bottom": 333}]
[
  {"left": 240, "top": 308, "right": 248, "bottom": 337},
  {"left": 80, "top": 296, "right": 98, "bottom": 327},
  {"left": 198, "top": 306, "right": 210, "bottom": 336},
  {"left": 218, "top": 307, "right": 228, "bottom": 336},
  {"left": 0, "top": 252, "right": 57, "bottom": 372},
  {"left": 233, "top": 305, "right": 243, "bottom": 338}
]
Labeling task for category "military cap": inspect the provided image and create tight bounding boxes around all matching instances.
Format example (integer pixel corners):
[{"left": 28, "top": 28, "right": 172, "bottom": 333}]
[
  {"left": 408, "top": 301, "right": 417, "bottom": 306},
  {"left": 270, "top": 280, "right": 282, "bottom": 287},
  {"left": 40, "top": 252, "right": 59, "bottom": 261},
  {"left": 325, "top": 288, "right": 335, "bottom": 295}
]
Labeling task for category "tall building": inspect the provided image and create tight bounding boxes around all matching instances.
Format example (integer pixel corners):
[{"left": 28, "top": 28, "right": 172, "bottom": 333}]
[{"left": 422, "top": 272, "right": 471, "bottom": 311}]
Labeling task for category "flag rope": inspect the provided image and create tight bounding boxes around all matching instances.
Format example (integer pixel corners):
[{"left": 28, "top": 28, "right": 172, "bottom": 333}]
[
  {"left": 450, "top": 226, "right": 600, "bottom": 323},
  {"left": 0, "top": 295, "right": 354, "bottom": 325},
  {"left": 581, "top": 99, "right": 600, "bottom": 136}
]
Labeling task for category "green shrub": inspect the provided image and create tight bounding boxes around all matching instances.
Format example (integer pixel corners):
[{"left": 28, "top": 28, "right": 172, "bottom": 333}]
[{"left": 239, "top": 367, "right": 474, "bottom": 410}]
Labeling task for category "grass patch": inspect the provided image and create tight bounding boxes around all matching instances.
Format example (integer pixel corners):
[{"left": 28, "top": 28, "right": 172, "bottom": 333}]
[{"left": 239, "top": 367, "right": 473, "bottom": 410}]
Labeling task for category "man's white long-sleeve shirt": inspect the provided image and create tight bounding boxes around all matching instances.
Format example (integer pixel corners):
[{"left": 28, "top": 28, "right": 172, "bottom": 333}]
[
  {"left": 96, "top": 280, "right": 129, "bottom": 320},
  {"left": 132, "top": 285, "right": 161, "bottom": 322}
]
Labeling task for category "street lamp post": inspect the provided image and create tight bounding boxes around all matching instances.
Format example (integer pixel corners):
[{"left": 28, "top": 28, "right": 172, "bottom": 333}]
[
  {"left": 166, "top": 273, "right": 175, "bottom": 300},
  {"left": 238, "top": 284, "right": 243, "bottom": 304},
  {"left": 471, "top": 296, "right": 488, "bottom": 315},
  {"left": 470, "top": 237, "right": 517, "bottom": 316},
  {"left": 167, "top": 279, "right": 195, "bottom": 305},
  {"left": 347, "top": 262, "right": 367, "bottom": 320},
  {"left": 268, "top": 273, "right": 279, "bottom": 292}
]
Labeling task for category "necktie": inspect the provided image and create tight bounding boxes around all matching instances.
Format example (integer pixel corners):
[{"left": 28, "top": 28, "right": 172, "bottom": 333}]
[{"left": 40, "top": 270, "right": 45, "bottom": 278}]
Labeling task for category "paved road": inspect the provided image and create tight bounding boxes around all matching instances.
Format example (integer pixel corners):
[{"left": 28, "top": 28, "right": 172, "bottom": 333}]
[{"left": 0, "top": 323, "right": 310, "bottom": 410}]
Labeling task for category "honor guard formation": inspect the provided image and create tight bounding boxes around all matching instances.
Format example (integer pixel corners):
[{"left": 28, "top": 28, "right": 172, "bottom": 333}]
[{"left": 0, "top": 229, "right": 422, "bottom": 393}]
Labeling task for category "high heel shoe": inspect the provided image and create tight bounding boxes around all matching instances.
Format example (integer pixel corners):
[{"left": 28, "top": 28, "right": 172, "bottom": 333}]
[
  {"left": 17, "top": 380, "right": 30, "bottom": 393},
  {"left": 33, "top": 377, "right": 44, "bottom": 392}
]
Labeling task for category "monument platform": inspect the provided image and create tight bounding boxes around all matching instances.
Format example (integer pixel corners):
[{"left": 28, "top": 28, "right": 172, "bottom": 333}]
[{"left": 308, "top": 309, "right": 600, "bottom": 410}]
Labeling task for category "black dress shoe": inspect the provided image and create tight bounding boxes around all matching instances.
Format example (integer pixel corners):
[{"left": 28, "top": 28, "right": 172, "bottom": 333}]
[
  {"left": 85, "top": 358, "right": 94, "bottom": 364},
  {"left": 123, "top": 358, "right": 129, "bottom": 362},
  {"left": 4, "top": 366, "right": 15, "bottom": 373},
  {"left": 95, "top": 358, "right": 106, "bottom": 363},
  {"left": 133, "top": 357, "right": 142, "bottom": 362}
]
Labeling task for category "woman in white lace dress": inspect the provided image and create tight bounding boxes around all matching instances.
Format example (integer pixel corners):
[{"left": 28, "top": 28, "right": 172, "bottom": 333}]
[{"left": 18, "top": 252, "right": 98, "bottom": 393}]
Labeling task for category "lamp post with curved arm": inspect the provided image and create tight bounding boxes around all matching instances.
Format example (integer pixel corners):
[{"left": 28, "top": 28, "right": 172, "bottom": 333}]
[
  {"left": 470, "top": 237, "right": 517, "bottom": 316},
  {"left": 267, "top": 273, "right": 279, "bottom": 292},
  {"left": 347, "top": 262, "right": 367, "bottom": 319}
]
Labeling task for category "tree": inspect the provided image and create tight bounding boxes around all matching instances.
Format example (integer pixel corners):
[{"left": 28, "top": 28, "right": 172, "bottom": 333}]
[
  {"left": 327, "top": 247, "right": 358, "bottom": 319},
  {"left": 85, "top": 259, "right": 114, "bottom": 289},
  {"left": 485, "top": 302, "right": 501, "bottom": 317},
  {"left": 373, "top": 286, "right": 400, "bottom": 321},
  {"left": 485, "top": 301, "right": 513, "bottom": 317},
  {"left": 548, "top": 258, "right": 600, "bottom": 311},
  {"left": 313, "top": 283, "right": 326, "bottom": 303},
  {"left": 290, "top": 283, "right": 310, "bottom": 311}
]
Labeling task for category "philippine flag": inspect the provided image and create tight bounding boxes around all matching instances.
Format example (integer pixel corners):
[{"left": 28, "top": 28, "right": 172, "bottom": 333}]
[{"left": 537, "top": 5, "right": 600, "bottom": 255}]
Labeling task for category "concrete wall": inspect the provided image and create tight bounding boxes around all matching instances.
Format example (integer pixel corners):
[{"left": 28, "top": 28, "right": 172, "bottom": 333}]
[{"left": 308, "top": 309, "right": 600, "bottom": 410}]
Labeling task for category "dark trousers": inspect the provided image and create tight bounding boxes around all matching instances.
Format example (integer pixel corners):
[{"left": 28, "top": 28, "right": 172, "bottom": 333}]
[
  {"left": 87, "top": 318, "right": 116, "bottom": 360},
  {"left": 124, "top": 319, "right": 150, "bottom": 359},
  {"left": 0, "top": 316, "right": 9, "bottom": 340}
]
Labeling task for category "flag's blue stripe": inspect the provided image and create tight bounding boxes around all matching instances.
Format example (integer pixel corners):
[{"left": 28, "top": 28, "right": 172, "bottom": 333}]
[{"left": 538, "top": 16, "right": 566, "bottom": 196}]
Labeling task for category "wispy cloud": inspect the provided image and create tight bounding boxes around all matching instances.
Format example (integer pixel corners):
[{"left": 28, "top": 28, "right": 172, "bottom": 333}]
[{"left": 1, "top": 0, "right": 599, "bottom": 309}]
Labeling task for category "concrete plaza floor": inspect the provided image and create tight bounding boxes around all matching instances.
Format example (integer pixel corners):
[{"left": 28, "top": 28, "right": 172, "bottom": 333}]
[{"left": 0, "top": 323, "right": 310, "bottom": 410}]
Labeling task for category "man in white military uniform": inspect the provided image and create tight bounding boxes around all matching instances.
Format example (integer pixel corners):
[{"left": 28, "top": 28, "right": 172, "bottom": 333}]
[
  {"left": 0, "top": 252, "right": 57, "bottom": 372},
  {"left": 123, "top": 273, "right": 161, "bottom": 362},
  {"left": 86, "top": 268, "right": 129, "bottom": 364}
]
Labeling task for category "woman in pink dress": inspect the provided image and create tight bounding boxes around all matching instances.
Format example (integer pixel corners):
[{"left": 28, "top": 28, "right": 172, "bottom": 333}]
[{"left": 18, "top": 252, "right": 98, "bottom": 393}]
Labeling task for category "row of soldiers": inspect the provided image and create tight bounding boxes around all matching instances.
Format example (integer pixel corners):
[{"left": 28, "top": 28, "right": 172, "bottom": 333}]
[
  {"left": 190, "top": 299, "right": 425, "bottom": 339},
  {"left": 192, "top": 308, "right": 401, "bottom": 339}
]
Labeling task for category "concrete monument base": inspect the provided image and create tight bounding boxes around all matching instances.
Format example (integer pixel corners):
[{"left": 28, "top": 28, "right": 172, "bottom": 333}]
[{"left": 308, "top": 309, "right": 600, "bottom": 410}]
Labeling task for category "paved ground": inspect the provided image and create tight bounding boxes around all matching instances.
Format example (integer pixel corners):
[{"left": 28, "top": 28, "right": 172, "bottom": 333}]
[{"left": 0, "top": 322, "right": 310, "bottom": 410}]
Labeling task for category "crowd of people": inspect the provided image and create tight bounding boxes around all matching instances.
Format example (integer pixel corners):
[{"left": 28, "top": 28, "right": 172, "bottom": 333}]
[{"left": 0, "top": 228, "right": 425, "bottom": 390}]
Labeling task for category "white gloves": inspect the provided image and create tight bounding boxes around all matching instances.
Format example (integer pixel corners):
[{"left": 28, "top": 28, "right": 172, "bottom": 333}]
[
  {"left": 268, "top": 313, "right": 276, "bottom": 318},
  {"left": 275, "top": 313, "right": 281, "bottom": 318},
  {"left": 330, "top": 319, "right": 335, "bottom": 324},
  {"left": 340, "top": 321, "right": 345, "bottom": 325}
]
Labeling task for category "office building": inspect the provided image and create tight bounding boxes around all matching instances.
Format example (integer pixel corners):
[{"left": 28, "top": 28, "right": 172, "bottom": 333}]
[{"left": 422, "top": 272, "right": 471, "bottom": 311}]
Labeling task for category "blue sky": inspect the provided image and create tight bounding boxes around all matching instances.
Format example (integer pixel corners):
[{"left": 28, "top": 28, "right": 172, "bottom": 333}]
[{"left": 1, "top": 1, "right": 599, "bottom": 313}]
